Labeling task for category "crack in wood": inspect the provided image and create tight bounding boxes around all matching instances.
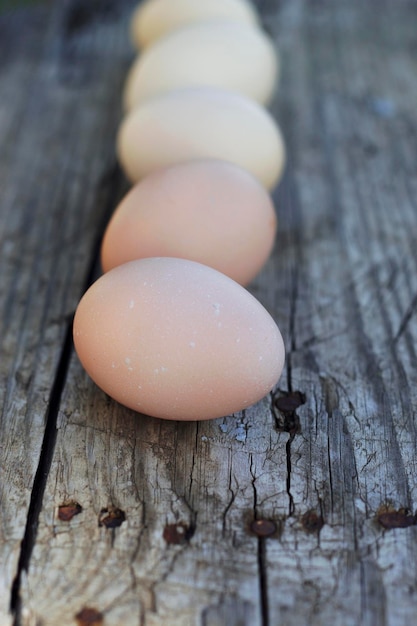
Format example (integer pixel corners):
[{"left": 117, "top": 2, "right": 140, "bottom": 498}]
[
  {"left": 221, "top": 462, "right": 236, "bottom": 536},
  {"left": 393, "top": 290, "right": 417, "bottom": 343},
  {"left": 272, "top": 391, "right": 304, "bottom": 517},
  {"left": 10, "top": 320, "right": 73, "bottom": 625},
  {"left": 9, "top": 163, "right": 126, "bottom": 625},
  {"left": 285, "top": 433, "right": 296, "bottom": 518},
  {"left": 257, "top": 535, "right": 270, "bottom": 626},
  {"left": 4, "top": 1, "right": 417, "bottom": 623},
  {"left": 249, "top": 456, "right": 272, "bottom": 626}
]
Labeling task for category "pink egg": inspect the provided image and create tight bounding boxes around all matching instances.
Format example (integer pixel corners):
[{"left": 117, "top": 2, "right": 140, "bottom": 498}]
[
  {"left": 73, "top": 258, "right": 285, "bottom": 421},
  {"left": 101, "top": 160, "right": 277, "bottom": 285}
]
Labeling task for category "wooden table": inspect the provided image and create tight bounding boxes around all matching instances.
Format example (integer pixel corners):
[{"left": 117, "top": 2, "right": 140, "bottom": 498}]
[{"left": 1, "top": 1, "right": 417, "bottom": 624}]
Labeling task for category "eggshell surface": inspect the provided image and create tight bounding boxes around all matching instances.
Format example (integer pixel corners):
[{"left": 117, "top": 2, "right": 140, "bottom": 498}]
[
  {"left": 124, "top": 21, "right": 278, "bottom": 110},
  {"left": 117, "top": 87, "right": 285, "bottom": 190},
  {"left": 73, "top": 258, "right": 285, "bottom": 421},
  {"left": 101, "top": 160, "right": 277, "bottom": 285},
  {"left": 131, "top": 0, "right": 259, "bottom": 49}
]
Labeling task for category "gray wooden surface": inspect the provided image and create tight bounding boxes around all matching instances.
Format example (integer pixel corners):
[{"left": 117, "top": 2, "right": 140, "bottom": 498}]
[{"left": 1, "top": 1, "right": 417, "bottom": 625}]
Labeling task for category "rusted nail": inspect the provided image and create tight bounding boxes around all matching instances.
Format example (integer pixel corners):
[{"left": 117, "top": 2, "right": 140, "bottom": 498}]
[
  {"left": 58, "top": 502, "right": 82, "bottom": 522},
  {"left": 301, "top": 510, "right": 324, "bottom": 533},
  {"left": 377, "top": 508, "right": 417, "bottom": 530},
  {"left": 272, "top": 390, "right": 305, "bottom": 434},
  {"left": 75, "top": 607, "right": 103, "bottom": 626},
  {"left": 163, "top": 523, "right": 194, "bottom": 545},
  {"left": 250, "top": 519, "right": 277, "bottom": 537},
  {"left": 98, "top": 507, "right": 126, "bottom": 529},
  {"left": 274, "top": 391, "right": 306, "bottom": 413}
]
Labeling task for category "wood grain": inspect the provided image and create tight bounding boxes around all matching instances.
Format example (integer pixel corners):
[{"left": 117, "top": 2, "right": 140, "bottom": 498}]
[
  {"left": 0, "top": 1, "right": 132, "bottom": 623},
  {"left": 1, "top": 1, "right": 417, "bottom": 625}
]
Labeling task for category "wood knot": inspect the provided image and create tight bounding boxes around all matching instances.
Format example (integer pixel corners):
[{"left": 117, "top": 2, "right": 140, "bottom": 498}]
[
  {"left": 57, "top": 502, "right": 82, "bottom": 522},
  {"left": 98, "top": 507, "right": 126, "bottom": 529},
  {"left": 75, "top": 607, "right": 103, "bottom": 626}
]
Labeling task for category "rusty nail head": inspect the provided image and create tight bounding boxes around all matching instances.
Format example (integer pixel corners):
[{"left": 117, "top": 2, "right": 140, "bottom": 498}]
[
  {"left": 301, "top": 510, "right": 324, "bottom": 533},
  {"left": 163, "top": 523, "right": 193, "bottom": 545},
  {"left": 275, "top": 391, "right": 306, "bottom": 413},
  {"left": 250, "top": 519, "right": 277, "bottom": 537},
  {"left": 98, "top": 507, "right": 126, "bottom": 529},
  {"left": 75, "top": 607, "right": 103, "bottom": 626},
  {"left": 378, "top": 510, "right": 417, "bottom": 530},
  {"left": 58, "top": 502, "right": 82, "bottom": 522}
]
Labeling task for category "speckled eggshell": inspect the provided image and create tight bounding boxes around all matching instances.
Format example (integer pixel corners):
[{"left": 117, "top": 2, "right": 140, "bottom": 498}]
[
  {"left": 124, "top": 21, "right": 278, "bottom": 110},
  {"left": 130, "top": 0, "right": 259, "bottom": 49},
  {"left": 101, "top": 160, "right": 277, "bottom": 285},
  {"left": 117, "top": 87, "right": 285, "bottom": 190},
  {"left": 73, "top": 258, "right": 285, "bottom": 421}
]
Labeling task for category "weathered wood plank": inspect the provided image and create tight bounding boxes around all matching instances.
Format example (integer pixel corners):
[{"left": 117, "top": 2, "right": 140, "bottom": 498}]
[
  {"left": 2, "top": 1, "right": 417, "bottom": 625},
  {"left": 20, "top": 397, "right": 278, "bottom": 624},
  {"left": 263, "top": 3, "right": 417, "bottom": 625},
  {"left": 0, "top": 1, "right": 133, "bottom": 623}
]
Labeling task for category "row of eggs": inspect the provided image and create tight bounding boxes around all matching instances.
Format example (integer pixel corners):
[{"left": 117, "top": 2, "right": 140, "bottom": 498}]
[{"left": 73, "top": 0, "right": 286, "bottom": 421}]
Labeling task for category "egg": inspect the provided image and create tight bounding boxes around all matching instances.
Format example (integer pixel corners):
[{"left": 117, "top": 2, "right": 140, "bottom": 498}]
[
  {"left": 73, "top": 258, "right": 285, "bottom": 421},
  {"left": 130, "top": 0, "right": 259, "bottom": 49},
  {"left": 117, "top": 87, "right": 285, "bottom": 190},
  {"left": 101, "top": 160, "right": 277, "bottom": 285},
  {"left": 124, "top": 21, "right": 278, "bottom": 110}
]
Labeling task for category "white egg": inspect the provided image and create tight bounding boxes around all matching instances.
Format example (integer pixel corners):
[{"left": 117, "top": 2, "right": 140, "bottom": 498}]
[
  {"left": 130, "top": 0, "right": 259, "bottom": 49},
  {"left": 124, "top": 21, "right": 278, "bottom": 109},
  {"left": 117, "top": 87, "right": 286, "bottom": 190}
]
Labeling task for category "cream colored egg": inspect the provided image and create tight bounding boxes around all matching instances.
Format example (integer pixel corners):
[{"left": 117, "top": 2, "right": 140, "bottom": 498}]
[
  {"left": 117, "top": 87, "right": 285, "bottom": 190},
  {"left": 131, "top": 0, "right": 259, "bottom": 49},
  {"left": 73, "top": 258, "right": 285, "bottom": 421},
  {"left": 124, "top": 21, "right": 278, "bottom": 110},
  {"left": 101, "top": 160, "right": 277, "bottom": 285}
]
